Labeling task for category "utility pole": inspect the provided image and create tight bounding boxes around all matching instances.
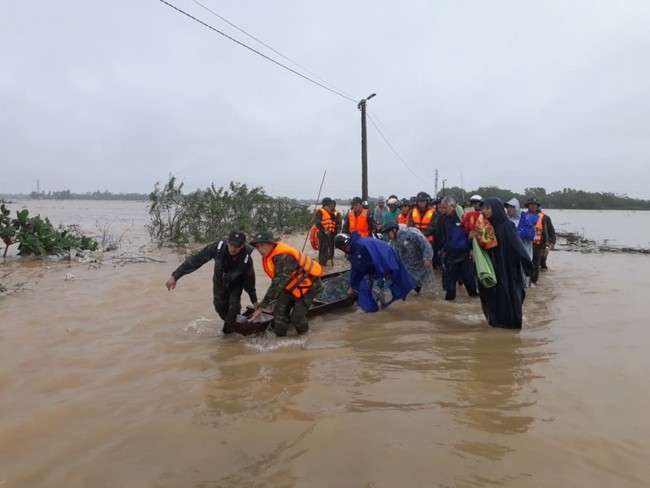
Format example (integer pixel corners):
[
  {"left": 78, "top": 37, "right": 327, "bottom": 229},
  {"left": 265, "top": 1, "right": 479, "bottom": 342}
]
[
  {"left": 434, "top": 169, "right": 439, "bottom": 199},
  {"left": 358, "top": 93, "right": 376, "bottom": 201},
  {"left": 442, "top": 179, "right": 447, "bottom": 197}
]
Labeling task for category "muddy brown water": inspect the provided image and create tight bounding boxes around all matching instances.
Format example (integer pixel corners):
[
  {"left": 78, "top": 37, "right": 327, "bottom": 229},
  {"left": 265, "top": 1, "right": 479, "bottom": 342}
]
[{"left": 1, "top": 201, "right": 648, "bottom": 487}]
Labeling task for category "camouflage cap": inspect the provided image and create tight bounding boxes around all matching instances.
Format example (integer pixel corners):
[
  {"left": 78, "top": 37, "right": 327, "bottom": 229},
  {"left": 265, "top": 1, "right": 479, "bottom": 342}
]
[{"left": 249, "top": 231, "right": 276, "bottom": 245}]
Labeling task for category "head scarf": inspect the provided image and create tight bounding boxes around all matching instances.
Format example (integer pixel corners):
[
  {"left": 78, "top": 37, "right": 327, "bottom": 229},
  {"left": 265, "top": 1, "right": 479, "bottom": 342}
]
[{"left": 505, "top": 197, "right": 521, "bottom": 226}]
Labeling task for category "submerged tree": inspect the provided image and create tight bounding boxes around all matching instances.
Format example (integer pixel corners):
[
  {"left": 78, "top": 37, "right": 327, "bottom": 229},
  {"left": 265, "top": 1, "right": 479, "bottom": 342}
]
[{"left": 147, "top": 177, "right": 312, "bottom": 246}]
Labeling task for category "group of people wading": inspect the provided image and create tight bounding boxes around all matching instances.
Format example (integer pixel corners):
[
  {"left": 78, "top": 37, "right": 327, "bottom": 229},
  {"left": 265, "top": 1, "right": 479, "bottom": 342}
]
[{"left": 165, "top": 193, "right": 556, "bottom": 335}]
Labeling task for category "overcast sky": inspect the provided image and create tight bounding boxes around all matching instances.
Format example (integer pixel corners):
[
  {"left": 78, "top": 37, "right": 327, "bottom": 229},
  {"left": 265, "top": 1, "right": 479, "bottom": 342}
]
[{"left": 1, "top": 0, "right": 649, "bottom": 200}]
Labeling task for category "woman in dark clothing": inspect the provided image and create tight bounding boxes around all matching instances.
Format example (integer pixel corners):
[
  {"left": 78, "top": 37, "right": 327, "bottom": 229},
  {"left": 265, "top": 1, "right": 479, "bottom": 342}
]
[{"left": 477, "top": 197, "right": 534, "bottom": 329}]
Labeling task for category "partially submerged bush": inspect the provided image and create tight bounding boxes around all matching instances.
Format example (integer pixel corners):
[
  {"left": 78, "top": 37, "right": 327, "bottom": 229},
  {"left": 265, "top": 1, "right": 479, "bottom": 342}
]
[
  {"left": 147, "top": 177, "right": 312, "bottom": 246},
  {"left": 1, "top": 204, "right": 98, "bottom": 260}
]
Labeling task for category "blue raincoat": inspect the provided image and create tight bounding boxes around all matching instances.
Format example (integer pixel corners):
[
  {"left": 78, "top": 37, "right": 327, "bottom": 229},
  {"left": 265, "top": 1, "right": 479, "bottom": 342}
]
[{"left": 348, "top": 232, "right": 415, "bottom": 312}]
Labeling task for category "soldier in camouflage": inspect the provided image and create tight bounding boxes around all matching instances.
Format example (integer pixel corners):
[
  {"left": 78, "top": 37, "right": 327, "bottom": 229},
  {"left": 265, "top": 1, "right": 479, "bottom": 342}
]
[{"left": 248, "top": 231, "right": 323, "bottom": 337}]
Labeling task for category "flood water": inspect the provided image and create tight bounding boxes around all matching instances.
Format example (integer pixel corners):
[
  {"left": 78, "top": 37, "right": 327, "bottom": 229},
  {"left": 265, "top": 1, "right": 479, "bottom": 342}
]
[{"left": 1, "top": 201, "right": 649, "bottom": 488}]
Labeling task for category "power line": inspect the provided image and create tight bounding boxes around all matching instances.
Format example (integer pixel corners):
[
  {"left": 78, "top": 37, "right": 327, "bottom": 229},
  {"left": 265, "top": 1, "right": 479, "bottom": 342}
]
[
  {"left": 188, "top": 0, "right": 357, "bottom": 101},
  {"left": 157, "top": 0, "right": 358, "bottom": 103},
  {"left": 366, "top": 113, "right": 432, "bottom": 188}
]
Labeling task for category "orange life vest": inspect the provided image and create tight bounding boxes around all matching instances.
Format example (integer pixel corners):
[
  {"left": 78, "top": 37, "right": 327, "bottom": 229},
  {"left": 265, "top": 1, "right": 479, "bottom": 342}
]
[
  {"left": 397, "top": 213, "right": 410, "bottom": 225},
  {"left": 411, "top": 207, "right": 435, "bottom": 241},
  {"left": 347, "top": 209, "right": 370, "bottom": 237},
  {"left": 262, "top": 242, "right": 322, "bottom": 299},
  {"left": 316, "top": 207, "right": 336, "bottom": 233},
  {"left": 533, "top": 212, "right": 545, "bottom": 245},
  {"left": 309, "top": 225, "right": 319, "bottom": 250}
]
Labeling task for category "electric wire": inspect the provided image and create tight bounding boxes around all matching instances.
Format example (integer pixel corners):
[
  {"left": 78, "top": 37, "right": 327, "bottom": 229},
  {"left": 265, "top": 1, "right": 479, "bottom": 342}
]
[
  {"left": 367, "top": 113, "right": 432, "bottom": 188},
  {"left": 188, "top": 0, "right": 357, "bottom": 102},
  {"left": 157, "top": 0, "right": 358, "bottom": 103}
]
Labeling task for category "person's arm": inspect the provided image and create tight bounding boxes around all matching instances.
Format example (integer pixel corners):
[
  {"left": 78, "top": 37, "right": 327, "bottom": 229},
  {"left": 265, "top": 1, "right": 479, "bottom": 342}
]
[
  {"left": 258, "top": 254, "right": 295, "bottom": 308},
  {"left": 421, "top": 216, "right": 435, "bottom": 239},
  {"left": 367, "top": 211, "right": 377, "bottom": 232},
  {"left": 165, "top": 241, "right": 218, "bottom": 290},
  {"left": 414, "top": 230, "right": 434, "bottom": 261},
  {"left": 545, "top": 215, "right": 556, "bottom": 248},
  {"left": 341, "top": 212, "right": 350, "bottom": 234},
  {"left": 243, "top": 254, "right": 258, "bottom": 306},
  {"left": 314, "top": 208, "right": 328, "bottom": 234}
]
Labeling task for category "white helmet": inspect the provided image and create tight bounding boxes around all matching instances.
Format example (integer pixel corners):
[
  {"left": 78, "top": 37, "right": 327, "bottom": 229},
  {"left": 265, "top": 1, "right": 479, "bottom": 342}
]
[{"left": 469, "top": 194, "right": 483, "bottom": 202}]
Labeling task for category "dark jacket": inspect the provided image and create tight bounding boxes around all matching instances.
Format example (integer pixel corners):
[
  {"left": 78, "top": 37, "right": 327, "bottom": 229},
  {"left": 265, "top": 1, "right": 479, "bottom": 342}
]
[
  {"left": 439, "top": 211, "right": 471, "bottom": 261},
  {"left": 172, "top": 239, "right": 257, "bottom": 303}
]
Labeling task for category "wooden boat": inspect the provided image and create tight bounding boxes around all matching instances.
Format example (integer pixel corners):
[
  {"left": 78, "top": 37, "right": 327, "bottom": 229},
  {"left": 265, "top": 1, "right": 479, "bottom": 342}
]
[{"left": 224, "top": 270, "right": 354, "bottom": 335}]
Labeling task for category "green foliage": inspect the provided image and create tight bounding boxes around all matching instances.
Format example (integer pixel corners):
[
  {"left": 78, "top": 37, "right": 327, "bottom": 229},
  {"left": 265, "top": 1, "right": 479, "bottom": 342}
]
[
  {"left": 0, "top": 203, "right": 98, "bottom": 259},
  {"left": 147, "top": 177, "right": 312, "bottom": 246}
]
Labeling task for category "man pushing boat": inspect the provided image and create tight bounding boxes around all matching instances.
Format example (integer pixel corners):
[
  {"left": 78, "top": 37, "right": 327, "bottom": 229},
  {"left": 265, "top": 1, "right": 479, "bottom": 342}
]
[{"left": 248, "top": 231, "right": 323, "bottom": 336}]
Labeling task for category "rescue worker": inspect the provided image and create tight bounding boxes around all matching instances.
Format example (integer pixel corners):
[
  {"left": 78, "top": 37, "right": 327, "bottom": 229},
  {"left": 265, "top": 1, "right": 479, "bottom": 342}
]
[
  {"left": 524, "top": 198, "right": 556, "bottom": 283},
  {"left": 397, "top": 198, "right": 412, "bottom": 225},
  {"left": 314, "top": 197, "right": 336, "bottom": 265},
  {"left": 165, "top": 231, "right": 258, "bottom": 334},
  {"left": 329, "top": 200, "right": 342, "bottom": 260},
  {"left": 249, "top": 231, "right": 323, "bottom": 336},
  {"left": 409, "top": 191, "right": 436, "bottom": 247},
  {"left": 342, "top": 197, "right": 376, "bottom": 237}
]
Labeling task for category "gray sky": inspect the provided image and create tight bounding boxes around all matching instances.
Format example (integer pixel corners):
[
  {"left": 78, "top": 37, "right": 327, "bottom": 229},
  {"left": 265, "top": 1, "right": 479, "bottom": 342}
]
[{"left": 1, "top": 0, "right": 649, "bottom": 200}]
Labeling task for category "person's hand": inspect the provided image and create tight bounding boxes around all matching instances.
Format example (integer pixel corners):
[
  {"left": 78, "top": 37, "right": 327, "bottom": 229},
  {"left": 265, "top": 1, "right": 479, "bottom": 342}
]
[
  {"left": 165, "top": 277, "right": 177, "bottom": 290},
  {"left": 469, "top": 250, "right": 475, "bottom": 262},
  {"left": 252, "top": 301, "right": 260, "bottom": 310},
  {"left": 248, "top": 307, "right": 263, "bottom": 322},
  {"left": 468, "top": 230, "right": 477, "bottom": 239},
  {"left": 423, "top": 259, "right": 432, "bottom": 268},
  {"left": 347, "top": 287, "right": 357, "bottom": 297},
  {"left": 549, "top": 243, "right": 555, "bottom": 250}
]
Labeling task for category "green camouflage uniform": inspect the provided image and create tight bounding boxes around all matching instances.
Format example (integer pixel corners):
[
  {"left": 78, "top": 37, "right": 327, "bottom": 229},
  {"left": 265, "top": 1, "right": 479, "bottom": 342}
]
[{"left": 259, "top": 253, "right": 323, "bottom": 336}]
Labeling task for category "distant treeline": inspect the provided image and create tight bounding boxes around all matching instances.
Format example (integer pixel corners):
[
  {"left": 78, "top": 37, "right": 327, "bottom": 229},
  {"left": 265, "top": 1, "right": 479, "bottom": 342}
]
[
  {"left": 303, "top": 186, "right": 650, "bottom": 211},
  {"left": 0, "top": 190, "right": 149, "bottom": 201},
  {"left": 2, "top": 185, "right": 649, "bottom": 210}
]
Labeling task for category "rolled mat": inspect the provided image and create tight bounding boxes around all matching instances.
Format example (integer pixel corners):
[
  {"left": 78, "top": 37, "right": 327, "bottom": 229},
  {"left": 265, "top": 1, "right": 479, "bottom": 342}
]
[{"left": 472, "top": 237, "right": 497, "bottom": 288}]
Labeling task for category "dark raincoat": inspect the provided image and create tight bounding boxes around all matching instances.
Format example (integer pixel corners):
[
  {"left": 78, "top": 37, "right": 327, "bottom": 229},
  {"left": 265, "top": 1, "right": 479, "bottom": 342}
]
[
  {"left": 478, "top": 198, "right": 534, "bottom": 329},
  {"left": 348, "top": 232, "right": 415, "bottom": 312}
]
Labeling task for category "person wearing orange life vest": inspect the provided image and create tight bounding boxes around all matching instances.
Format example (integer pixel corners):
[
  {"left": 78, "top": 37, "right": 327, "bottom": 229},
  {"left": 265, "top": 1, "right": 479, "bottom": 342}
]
[
  {"left": 342, "top": 196, "right": 376, "bottom": 237},
  {"left": 524, "top": 198, "right": 556, "bottom": 284},
  {"left": 249, "top": 231, "right": 323, "bottom": 336},
  {"left": 408, "top": 191, "right": 436, "bottom": 248},
  {"left": 397, "top": 198, "right": 412, "bottom": 226},
  {"left": 314, "top": 197, "right": 336, "bottom": 265}
]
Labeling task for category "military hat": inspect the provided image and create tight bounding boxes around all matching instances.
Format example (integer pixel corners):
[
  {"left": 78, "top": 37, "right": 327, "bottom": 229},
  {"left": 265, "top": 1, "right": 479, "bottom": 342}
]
[
  {"left": 524, "top": 198, "right": 541, "bottom": 206},
  {"left": 399, "top": 198, "right": 411, "bottom": 207},
  {"left": 350, "top": 197, "right": 362, "bottom": 205},
  {"left": 416, "top": 191, "right": 431, "bottom": 201},
  {"left": 249, "top": 231, "right": 276, "bottom": 245},
  {"left": 227, "top": 230, "right": 246, "bottom": 247},
  {"left": 321, "top": 197, "right": 333, "bottom": 205}
]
